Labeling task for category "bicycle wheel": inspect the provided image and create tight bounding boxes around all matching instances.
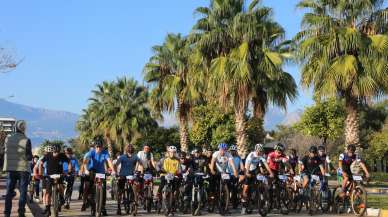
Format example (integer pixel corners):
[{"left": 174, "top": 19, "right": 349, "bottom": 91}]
[
  {"left": 131, "top": 185, "right": 139, "bottom": 216},
  {"left": 332, "top": 187, "right": 345, "bottom": 214},
  {"left": 280, "top": 186, "right": 290, "bottom": 215},
  {"left": 351, "top": 185, "right": 367, "bottom": 217},
  {"left": 308, "top": 187, "right": 319, "bottom": 216},
  {"left": 52, "top": 186, "right": 59, "bottom": 217},
  {"left": 145, "top": 186, "right": 153, "bottom": 213},
  {"left": 219, "top": 183, "right": 229, "bottom": 215},
  {"left": 95, "top": 184, "right": 103, "bottom": 217},
  {"left": 258, "top": 186, "right": 270, "bottom": 217}
]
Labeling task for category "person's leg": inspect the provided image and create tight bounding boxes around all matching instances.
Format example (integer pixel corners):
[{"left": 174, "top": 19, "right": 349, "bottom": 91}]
[
  {"left": 34, "top": 179, "right": 40, "bottom": 199},
  {"left": 78, "top": 176, "right": 84, "bottom": 200},
  {"left": 101, "top": 179, "right": 107, "bottom": 215},
  {"left": 116, "top": 178, "right": 125, "bottom": 214},
  {"left": 18, "top": 172, "right": 30, "bottom": 216},
  {"left": 4, "top": 172, "right": 17, "bottom": 217}
]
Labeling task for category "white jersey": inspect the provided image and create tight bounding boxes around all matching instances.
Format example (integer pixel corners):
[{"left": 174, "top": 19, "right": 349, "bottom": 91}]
[
  {"left": 245, "top": 152, "right": 266, "bottom": 172},
  {"left": 137, "top": 151, "right": 154, "bottom": 169},
  {"left": 212, "top": 151, "right": 233, "bottom": 173}
]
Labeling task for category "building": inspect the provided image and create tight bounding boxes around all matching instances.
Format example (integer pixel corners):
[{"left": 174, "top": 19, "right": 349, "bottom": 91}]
[{"left": 0, "top": 117, "right": 16, "bottom": 171}]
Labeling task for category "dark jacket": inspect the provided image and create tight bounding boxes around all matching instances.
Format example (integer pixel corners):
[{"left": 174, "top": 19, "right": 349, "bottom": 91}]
[{"left": 3, "top": 132, "right": 32, "bottom": 172}]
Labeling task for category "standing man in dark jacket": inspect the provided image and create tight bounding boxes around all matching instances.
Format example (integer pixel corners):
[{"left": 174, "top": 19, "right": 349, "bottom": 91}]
[{"left": 2, "top": 120, "right": 33, "bottom": 217}]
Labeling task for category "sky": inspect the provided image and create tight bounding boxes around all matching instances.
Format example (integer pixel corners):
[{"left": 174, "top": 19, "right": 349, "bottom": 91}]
[{"left": 0, "top": 0, "right": 313, "bottom": 114}]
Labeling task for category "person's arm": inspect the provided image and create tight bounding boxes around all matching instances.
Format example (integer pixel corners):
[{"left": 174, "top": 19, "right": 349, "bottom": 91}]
[
  {"left": 244, "top": 157, "right": 251, "bottom": 175},
  {"left": 39, "top": 156, "right": 46, "bottom": 176},
  {"left": 66, "top": 156, "right": 72, "bottom": 174},
  {"left": 74, "top": 159, "right": 80, "bottom": 175},
  {"left": 319, "top": 164, "right": 325, "bottom": 175},
  {"left": 360, "top": 161, "right": 370, "bottom": 178},
  {"left": 228, "top": 157, "right": 238, "bottom": 177},
  {"left": 263, "top": 161, "right": 274, "bottom": 177},
  {"left": 210, "top": 157, "right": 216, "bottom": 175},
  {"left": 25, "top": 139, "right": 33, "bottom": 161},
  {"left": 239, "top": 160, "right": 245, "bottom": 173}
]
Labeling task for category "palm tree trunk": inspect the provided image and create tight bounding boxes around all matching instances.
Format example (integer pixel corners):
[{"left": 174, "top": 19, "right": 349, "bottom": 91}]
[
  {"left": 344, "top": 96, "right": 360, "bottom": 149},
  {"left": 252, "top": 97, "right": 265, "bottom": 120},
  {"left": 235, "top": 106, "right": 248, "bottom": 158},
  {"left": 178, "top": 99, "right": 189, "bottom": 152},
  {"left": 106, "top": 137, "right": 114, "bottom": 157}
]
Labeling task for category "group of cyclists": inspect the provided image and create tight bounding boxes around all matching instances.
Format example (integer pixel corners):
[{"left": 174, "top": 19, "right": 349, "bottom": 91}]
[{"left": 29, "top": 137, "right": 371, "bottom": 217}]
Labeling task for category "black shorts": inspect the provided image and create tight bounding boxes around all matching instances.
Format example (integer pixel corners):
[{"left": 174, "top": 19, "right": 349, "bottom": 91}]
[
  {"left": 42, "top": 177, "right": 49, "bottom": 190},
  {"left": 45, "top": 176, "right": 63, "bottom": 195},
  {"left": 244, "top": 171, "right": 256, "bottom": 185}
]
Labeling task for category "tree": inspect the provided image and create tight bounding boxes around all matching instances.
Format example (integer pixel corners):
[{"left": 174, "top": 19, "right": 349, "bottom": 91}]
[
  {"left": 135, "top": 127, "right": 180, "bottom": 159},
  {"left": 246, "top": 117, "right": 265, "bottom": 149},
  {"left": 365, "top": 121, "right": 388, "bottom": 165},
  {"left": 190, "top": 104, "right": 235, "bottom": 150},
  {"left": 297, "top": 98, "right": 345, "bottom": 145},
  {"left": 190, "top": 0, "right": 296, "bottom": 156},
  {"left": 144, "top": 33, "right": 200, "bottom": 152},
  {"left": 295, "top": 0, "right": 388, "bottom": 149},
  {"left": 77, "top": 77, "right": 156, "bottom": 155},
  {"left": 359, "top": 100, "right": 388, "bottom": 147},
  {"left": 0, "top": 47, "right": 19, "bottom": 73}
]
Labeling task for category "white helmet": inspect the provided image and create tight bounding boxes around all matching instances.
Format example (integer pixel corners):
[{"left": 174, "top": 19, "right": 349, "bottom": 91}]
[
  {"left": 168, "top": 146, "right": 177, "bottom": 152},
  {"left": 255, "top": 143, "right": 264, "bottom": 152},
  {"left": 229, "top": 145, "right": 238, "bottom": 151}
]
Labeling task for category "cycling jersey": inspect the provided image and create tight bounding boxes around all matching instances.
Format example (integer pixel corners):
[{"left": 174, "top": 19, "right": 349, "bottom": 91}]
[
  {"left": 267, "top": 151, "right": 288, "bottom": 172},
  {"left": 161, "top": 157, "right": 180, "bottom": 174},
  {"left": 300, "top": 156, "right": 323, "bottom": 175},
  {"left": 84, "top": 149, "right": 110, "bottom": 173},
  {"left": 41, "top": 153, "right": 70, "bottom": 175},
  {"left": 192, "top": 156, "right": 208, "bottom": 173},
  {"left": 180, "top": 159, "right": 193, "bottom": 173},
  {"left": 137, "top": 151, "right": 154, "bottom": 170},
  {"left": 228, "top": 156, "right": 242, "bottom": 174},
  {"left": 245, "top": 152, "right": 266, "bottom": 172},
  {"left": 339, "top": 153, "right": 360, "bottom": 172},
  {"left": 63, "top": 157, "right": 80, "bottom": 175},
  {"left": 212, "top": 151, "right": 233, "bottom": 173},
  {"left": 116, "top": 154, "right": 139, "bottom": 176}
]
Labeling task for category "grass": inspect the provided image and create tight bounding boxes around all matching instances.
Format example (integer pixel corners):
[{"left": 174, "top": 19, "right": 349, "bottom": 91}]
[{"left": 368, "top": 194, "right": 388, "bottom": 209}]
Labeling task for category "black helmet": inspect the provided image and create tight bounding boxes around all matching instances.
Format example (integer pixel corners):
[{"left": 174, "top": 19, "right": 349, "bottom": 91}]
[
  {"left": 309, "top": 146, "right": 318, "bottom": 154},
  {"left": 274, "top": 143, "right": 285, "bottom": 151},
  {"left": 65, "top": 147, "right": 73, "bottom": 154},
  {"left": 318, "top": 145, "right": 325, "bottom": 151},
  {"left": 93, "top": 136, "right": 104, "bottom": 147},
  {"left": 347, "top": 144, "right": 356, "bottom": 152}
]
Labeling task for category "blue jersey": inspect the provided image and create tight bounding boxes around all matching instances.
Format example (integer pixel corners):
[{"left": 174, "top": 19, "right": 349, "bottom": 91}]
[
  {"left": 228, "top": 156, "right": 242, "bottom": 174},
  {"left": 84, "top": 149, "right": 110, "bottom": 173},
  {"left": 116, "top": 154, "right": 139, "bottom": 176},
  {"left": 63, "top": 157, "right": 80, "bottom": 175}
]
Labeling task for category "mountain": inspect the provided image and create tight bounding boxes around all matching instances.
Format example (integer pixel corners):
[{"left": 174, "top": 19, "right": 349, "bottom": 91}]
[
  {"left": 0, "top": 99, "right": 79, "bottom": 147},
  {"left": 280, "top": 109, "right": 303, "bottom": 126}
]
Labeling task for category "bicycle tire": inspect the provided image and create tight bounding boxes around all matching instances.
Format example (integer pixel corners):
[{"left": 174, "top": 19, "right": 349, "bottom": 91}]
[
  {"left": 52, "top": 185, "right": 59, "bottom": 217},
  {"left": 351, "top": 185, "right": 367, "bottom": 217},
  {"left": 258, "top": 185, "right": 270, "bottom": 217},
  {"left": 95, "top": 184, "right": 103, "bottom": 217},
  {"left": 308, "top": 187, "right": 319, "bottom": 216},
  {"left": 219, "top": 183, "right": 229, "bottom": 215}
]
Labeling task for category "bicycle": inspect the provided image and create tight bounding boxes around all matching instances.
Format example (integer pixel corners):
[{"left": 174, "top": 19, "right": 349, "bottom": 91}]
[
  {"left": 306, "top": 174, "right": 321, "bottom": 215},
  {"left": 218, "top": 173, "right": 231, "bottom": 215},
  {"left": 178, "top": 173, "right": 191, "bottom": 214},
  {"left": 269, "top": 174, "right": 290, "bottom": 214},
  {"left": 94, "top": 173, "right": 106, "bottom": 217},
  {"left": 142, "top": 172, "right": 154, "bottom": 213},
  {"left": 64, "top": 175, "right": 75, "bottom": 209},
  {"left": 256, "top": 174, "right": 270, "bottom": 217},
  {"left": 333, "top": 173, "right": 368, "bottom": 216},
  {"left": 162, "top": 173, "right": 178, "bottom": 216},
  {"left": 122, "top": 174, "right": 140, "bottom": 216},
  {"left": 191, "top": 172, "right": 208, "bottom": 216},
  {"left": 319, "top": 174, "right": 332, "bottom": 213},
  {"left": 49, "top": 174, "right": 62, "bottom": 217}
]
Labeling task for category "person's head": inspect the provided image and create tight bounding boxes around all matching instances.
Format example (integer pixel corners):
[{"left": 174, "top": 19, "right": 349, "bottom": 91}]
[
  {"left": 255, "top": 143, "right": 264, "bottom": 155},
  {"left": 309, "top": 145, "right": 318, "bottom": 157},
  {"left": 290, "top": 148, "right": 297, "bottom": 156},
  {"left": 51, "top": 144, "right": 61, "bottom": 157},
  {"left": 167, "top": 146, "right": 177, "bottom": 158},
  {"left": 203, "top": 148, "right": 212, "bottom": 158},
  {"left": 218, "top": 143, "right": 228, "bottom": 155},
  {"left": 143, "top": 144, "right": 151, "bottom": 153},
  {"left": 229, "top": 145, "right": 238, "bottom": 156},
  {"left": 33, "top": 155, "right": 39, "bottom": 163},
  {"left": 93, "top": 137, "right": 104, "bottom": 153},
  {"left": 65, "top": 147, "right": 73, "bottom": 157},
  {"left": 347, "top": 144, "right": 356, "bottom": 156},
  {"left": 318, "top": 145, "right": 326, "bottom": 156},
  {"left": 274, "top": 143, "right": 285, "bottom": 156},
  {"left": 15, "top": 120, "right": 27, "bottom": 134},
  {"left": 115, "top": 152, "right": 121, "bottom": 159},
  {"left": 191, "top": 148, "right": 201, "bottom": 158},
  {"left": 125, "top": 144, "right": 134, "bottom": 154},
  {"left": 180, "top": 152, "right": 187, "bottom": 162}
]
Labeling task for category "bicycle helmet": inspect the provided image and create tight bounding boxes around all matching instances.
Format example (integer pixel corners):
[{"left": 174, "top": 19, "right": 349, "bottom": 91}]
[
  {"left": 180, "top": 151, "right": 187, "bottom": 158},
  {"left": 318, "top": 145, "right": 325, "bottom": 151},
  {"left": 168, "top": 146, "right": 177, "bottom": 152},
  {"left": 229, "top": 145, "right": 238, "bottom": 151},
  {"left": 65, "top": 147, "right": 73, "bottom": 154},
  {"left": 309, "top": 145, "right": 318, "bottom": 154},
  {"left": 191, "top": 148, "right": 201, "bottom": 155},
  {"left": 347, "top": 144, "right": 356, "bottom": 152},
  {"left": 274, "top": 143, "right": 285, "bottom": 152},
  {"left": 218, "top": 143, "right": 228, "bottom": 150},
  {"left": 45, "top": 144, "right": 55, "bottom": 153},
  {"left": 255, "top": 143, "right": 264, "bottom": 152}
]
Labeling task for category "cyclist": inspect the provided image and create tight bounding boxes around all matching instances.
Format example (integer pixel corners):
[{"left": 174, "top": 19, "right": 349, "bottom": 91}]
[
  {"left": 39, "top": 144, "right": 71, "bottom": 217},
  {"left": 158, "top": 146, "right": 181, "bottom": 216},
  {"left": 179, "top": 151, "right": 193, "bottom": 213},
  {"left": 288, "top": 149, "right": 299, "bottom": 173},
  {"left": 338, "top": 144, "right": 370, "bottom": 196},
  {"left": 63, "top": 147, "right": 79, "bottom": 209},
  {"left": 137, "top": 144, "right": 156, "bottom": 174},
  {"left": 191, "top": 148, "right": 208, "bottom": 174},
  {"left": 114, "top": 144, "right": 140, "bottom": 215},
  {"left": 267, "top": 143, "right": 294, "bottom": 175},
  {"left": 228, "top": 145, "right": 245, "bottom": 180},
  {"left": 79, "top": 143, "right": 95, "bottom": 200},
  {"left": 31, "top": 155, "right": 41, "bottom": 202},
  {"left": 242, "top": 144, "right": 274, "bottom": 214},
  {"left": 299, "top": 146, "right": 325, "bottom": 190},
  {"left": 317, "top": 145, "right": 335, "bottom": 173},
  {"left": 81, "top": 138, "right": 115, "bottom": 216}
]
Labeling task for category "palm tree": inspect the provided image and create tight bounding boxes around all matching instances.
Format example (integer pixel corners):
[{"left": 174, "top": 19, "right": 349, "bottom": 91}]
[
  {"left": 77, "top": 77, "right": 156, "bottom": 154},
  {"left": 191, "top": 0, "right": 297, "bottom": 155},
  {"left": 295, "top": 0, "right": 388, "bottom": 149},
  {"left": 144, "top": 34, "right": 200, "bottom": 152}
]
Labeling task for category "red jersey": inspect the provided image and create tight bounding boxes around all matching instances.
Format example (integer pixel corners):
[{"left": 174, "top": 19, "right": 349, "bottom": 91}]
[{"left": 267, "top": 151, "right": 288, "bottom": 172}]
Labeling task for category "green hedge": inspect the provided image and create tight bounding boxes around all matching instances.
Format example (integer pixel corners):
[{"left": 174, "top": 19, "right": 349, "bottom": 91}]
[{"left": 371, "top": 172, "right": 388, "bottom": 183}]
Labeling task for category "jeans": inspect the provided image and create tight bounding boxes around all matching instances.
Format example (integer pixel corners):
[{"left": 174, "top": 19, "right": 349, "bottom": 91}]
[
  {"left": 4, "top": 171, "right": 30, "bottom": 216},
  {"left": 34, "top": 179, "right": 40, "bottom": 198}
]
